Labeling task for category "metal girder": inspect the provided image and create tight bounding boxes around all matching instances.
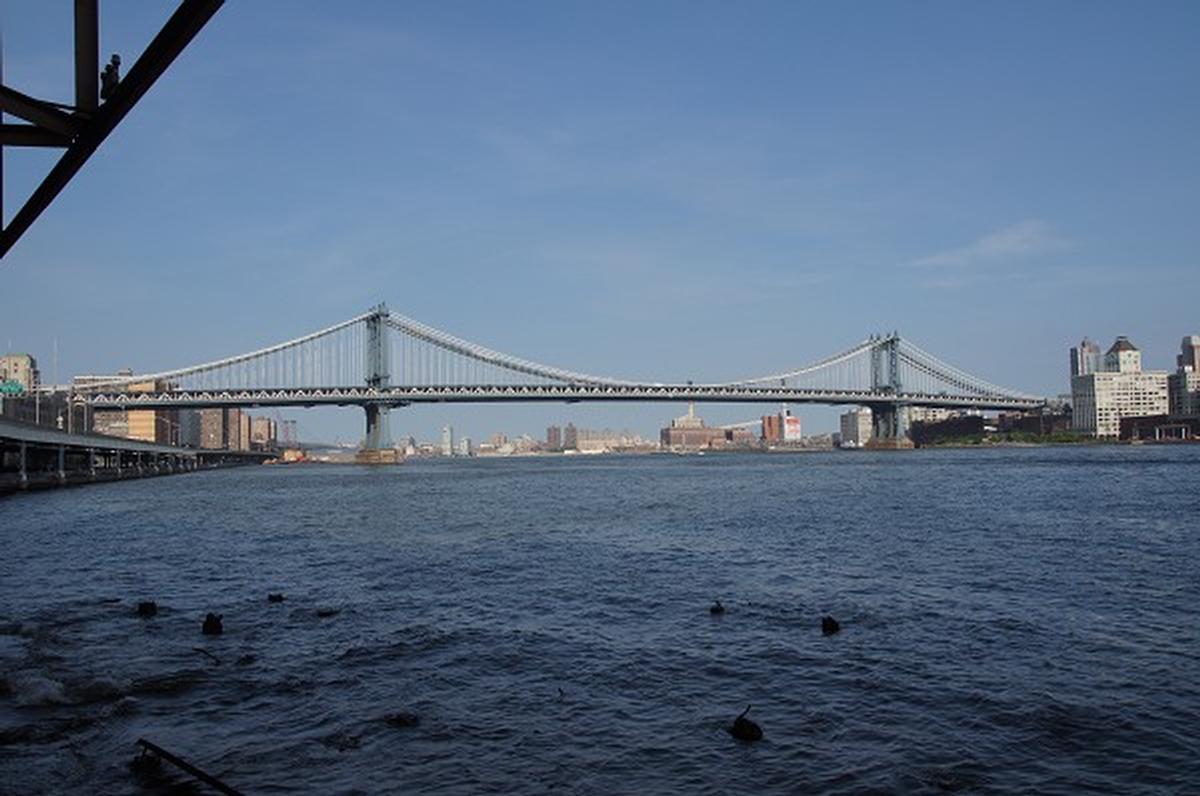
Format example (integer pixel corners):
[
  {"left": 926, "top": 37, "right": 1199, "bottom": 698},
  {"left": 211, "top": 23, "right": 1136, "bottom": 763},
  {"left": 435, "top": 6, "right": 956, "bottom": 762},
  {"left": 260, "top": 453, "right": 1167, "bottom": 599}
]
[
  {"left": 0, "top": 0, "right": 224, "bottom": 260},
  {"left": 0, "top": 124, "right": 73, "bottom": 147},
  {"left": 0, "top": 85, "right": 81, "bottom": 135},
  {"left": 75, "top": 0, "right": 99, "bottom": 113}
]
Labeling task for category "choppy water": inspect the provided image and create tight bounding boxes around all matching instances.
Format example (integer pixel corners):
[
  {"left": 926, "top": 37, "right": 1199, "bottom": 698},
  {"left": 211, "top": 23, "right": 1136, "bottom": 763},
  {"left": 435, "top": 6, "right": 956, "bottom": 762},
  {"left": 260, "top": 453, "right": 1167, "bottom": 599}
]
[{"left": 2, "top": 446, "right": 1198, "bottom": 794}]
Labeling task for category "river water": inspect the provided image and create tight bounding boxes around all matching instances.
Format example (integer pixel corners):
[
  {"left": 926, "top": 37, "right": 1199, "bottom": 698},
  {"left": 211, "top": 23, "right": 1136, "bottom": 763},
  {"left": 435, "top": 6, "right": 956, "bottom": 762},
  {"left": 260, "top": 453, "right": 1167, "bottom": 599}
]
[{"left": 1, "top": 446, "right": 1197, "bottom": 794}]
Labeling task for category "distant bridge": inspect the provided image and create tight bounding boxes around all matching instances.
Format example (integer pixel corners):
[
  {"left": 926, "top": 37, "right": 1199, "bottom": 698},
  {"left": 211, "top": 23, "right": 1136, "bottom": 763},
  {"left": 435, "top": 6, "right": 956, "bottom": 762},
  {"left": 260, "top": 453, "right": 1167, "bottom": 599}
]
[{"left": 70, "top": 304, "right": 1044, "bottom": 447}]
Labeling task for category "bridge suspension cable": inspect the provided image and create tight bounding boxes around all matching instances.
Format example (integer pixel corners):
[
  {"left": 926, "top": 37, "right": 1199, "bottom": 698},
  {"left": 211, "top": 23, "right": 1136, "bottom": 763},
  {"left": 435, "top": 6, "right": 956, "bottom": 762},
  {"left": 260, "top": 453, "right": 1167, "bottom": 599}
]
[
  {"left": 70, "top": 304, "right": 1040, "bottom": 409},
  {"left": 384, "top": 311, "right": 635, "bottom": 387},
  {"left": 895, "top": 338, "right": 1039, "bottom": 401},
  {"left": 74, "top": 311, "right": 375, "bottom": 391},
  {"left": 731, "top": 339, "right": 877, "bottom": 389}
]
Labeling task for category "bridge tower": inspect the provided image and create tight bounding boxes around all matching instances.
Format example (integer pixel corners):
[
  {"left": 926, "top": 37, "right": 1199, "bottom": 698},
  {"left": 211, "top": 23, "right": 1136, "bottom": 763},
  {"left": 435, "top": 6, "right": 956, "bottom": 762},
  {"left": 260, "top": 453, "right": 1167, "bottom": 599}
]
[
  {"left": 867, "top": 333, "right": 912, "bottom": 448},
  {"left": 363, "top": 303, "right": 392, "bottom": 451}
]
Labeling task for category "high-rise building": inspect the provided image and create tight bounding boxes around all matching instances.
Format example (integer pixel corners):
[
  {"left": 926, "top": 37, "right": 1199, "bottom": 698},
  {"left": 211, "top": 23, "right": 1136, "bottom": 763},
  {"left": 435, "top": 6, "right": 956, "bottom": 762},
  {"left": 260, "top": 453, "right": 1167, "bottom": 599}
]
[
  {"left": 1169, "top": 335, "right": 1200, "bottom": 415},
  {"left": 761, "top": 414, "right": 782, "bottom": 442},
  {"left": 225, "top": 408, "right": 244, "bottom": 449},
  {"left": 0, "top": 353, "right": 39, "bottom": 390},
  {"left": 1069, "top": 338, "right": 1102, "bottom": 378},
  {"left": 251, "top": 416, "right": 276, "bottom": 449},
  {"left": 761, "top": 408, "right": 801, "bottom": 443},
  {"left": 783, "top": 412, "right": 802, "bottom": 441},
  {"left": 1072, "top": 336, "right": 1168, "bottom": 437},
  {"left": 563, "top": 422, "right": 578, "bottom": 451},
  {"left": 125, "top": 380, "right": 178, "bottom": 444},
  {"left": 200, "top": 409, "right": 225, "bottom": 448},
  {"left": 1178, "top": 336, "right": 1200, "bottom": 372},
  {"left": 1179, "top": 336, "right": 1200, "bottom": 372},
  {"left": 1103, "top": 336, "right": 1141, "bottom": 374},
  {"left": 178, "top": 409, "right": 202, "bottom": 447},
  {"left": 546, "top": 425, "right": 562, "bottom": 451},
  {"left": 441, "top": 425, "right": 454, "bottom": 456},
  {"left": 458, "top": 437, "right": 472, "bottom": 456},
  {"left": 839, "top": 408, "right": 872, "bottom": 447}
]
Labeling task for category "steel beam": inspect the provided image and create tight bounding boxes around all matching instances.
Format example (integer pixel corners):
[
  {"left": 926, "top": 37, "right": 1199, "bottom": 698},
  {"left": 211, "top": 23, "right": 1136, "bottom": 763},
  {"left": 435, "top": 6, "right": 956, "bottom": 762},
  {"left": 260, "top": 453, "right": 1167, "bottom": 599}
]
[
  {"left": 0, "top": 0, "right": 224, "bottom": 259},
  {"left": 0, "top": 124, "right": 73, "bottom": 147},
  {"left": 0, "top": 86, "right": 81, "bottom": 136},
  {"left": 75, "top": 0, "right": 100, "bottom": 114}
]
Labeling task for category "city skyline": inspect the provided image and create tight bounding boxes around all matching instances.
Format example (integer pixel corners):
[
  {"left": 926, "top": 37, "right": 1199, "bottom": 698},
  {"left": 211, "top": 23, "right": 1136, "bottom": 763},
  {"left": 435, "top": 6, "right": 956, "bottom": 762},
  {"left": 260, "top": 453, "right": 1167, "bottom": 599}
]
[{"left": 3, "top": 2, "right": 1198, "bottom": 442}]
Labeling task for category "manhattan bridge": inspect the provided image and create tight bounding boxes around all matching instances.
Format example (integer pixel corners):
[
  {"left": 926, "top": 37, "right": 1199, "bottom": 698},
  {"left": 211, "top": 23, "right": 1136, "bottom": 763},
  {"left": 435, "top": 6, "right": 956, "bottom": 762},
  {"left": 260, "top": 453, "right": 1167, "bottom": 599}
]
[{"left": 73, "top": 304, "right": 1045, "bottom": 449}]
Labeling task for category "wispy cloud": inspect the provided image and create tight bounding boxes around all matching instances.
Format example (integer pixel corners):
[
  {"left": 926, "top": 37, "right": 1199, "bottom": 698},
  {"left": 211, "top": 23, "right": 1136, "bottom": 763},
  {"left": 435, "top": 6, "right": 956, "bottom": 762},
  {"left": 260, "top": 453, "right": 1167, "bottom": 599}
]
[{"left": 909, "top": 220, "right": 1071, "bottom": 268}]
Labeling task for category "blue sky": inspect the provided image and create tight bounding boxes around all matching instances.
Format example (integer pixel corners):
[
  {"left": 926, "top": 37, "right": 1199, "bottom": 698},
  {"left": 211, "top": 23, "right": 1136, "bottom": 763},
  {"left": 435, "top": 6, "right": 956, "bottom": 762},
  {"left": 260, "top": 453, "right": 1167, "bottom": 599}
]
[{"left": 3, "top": 1, "right": 1198, "bottom": 443}]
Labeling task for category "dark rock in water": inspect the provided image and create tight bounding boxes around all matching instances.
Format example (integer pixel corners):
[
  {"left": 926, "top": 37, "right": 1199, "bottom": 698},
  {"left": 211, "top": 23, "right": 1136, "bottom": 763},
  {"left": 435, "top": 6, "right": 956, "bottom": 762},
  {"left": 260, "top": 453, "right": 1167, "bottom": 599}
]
[
  {"left": 710, "top": 599, "right": 725, "bottom": 615},
  {"left": 316, "top": 607, "right": 339, "bottom": 618},
  {"left": 136, "top": 601, "right": 158, "bottom": 618},
  {"left": 267, "top": 593, "right": 285, "bottom": 603},
  {"left": 129, "top": 752, "right": 162, "bottom": 776},
  {"left": 201, "top": 613, "right": 223, "bottom": 635},
  {"left": 384, "top": 711, "right": 420, "bottom": 728},
  {"left": 320, "top": 732, "right": 362, "bottom": 751},
  {"left": 728, "top": 705, "right": 763, "bottom": 742},
  {"left": 821, "top": 615, "right": 841, "bottom": 636}
]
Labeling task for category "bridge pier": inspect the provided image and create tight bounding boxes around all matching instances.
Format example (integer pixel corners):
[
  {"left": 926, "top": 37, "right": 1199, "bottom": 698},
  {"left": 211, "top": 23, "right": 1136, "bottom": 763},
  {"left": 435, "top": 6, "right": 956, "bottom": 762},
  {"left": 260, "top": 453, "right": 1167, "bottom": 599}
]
[
  {"left": 866, "top": 403, "right": 914, "bottom": 450},
  {"left": 364, "top": 404, "right": 392, "bottom": 450},
  {"left": 18, "top": 442, "right": 28, "bottom": 488}
]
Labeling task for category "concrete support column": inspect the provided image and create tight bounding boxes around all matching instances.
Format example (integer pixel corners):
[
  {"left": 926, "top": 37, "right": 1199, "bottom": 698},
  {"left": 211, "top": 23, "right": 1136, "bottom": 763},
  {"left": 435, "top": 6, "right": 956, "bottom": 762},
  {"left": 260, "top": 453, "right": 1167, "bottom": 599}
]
[
  {"left": 364, "top": 403, "right": 391, "bottom": 451},
  {"left": 56, "top": 445, "right": 66, "bottom": 484},
  {"left": 866, "top": 403, "right": 914, "bottom": 450},
  {"left": 18, "top": 442, "right": 28, "bottom": 488},
  {"left": 871, "top": 405, "right": 897, "bottom": 440},
  {"left": 88, "top": 447, "right": 97, "bottom": 479}
]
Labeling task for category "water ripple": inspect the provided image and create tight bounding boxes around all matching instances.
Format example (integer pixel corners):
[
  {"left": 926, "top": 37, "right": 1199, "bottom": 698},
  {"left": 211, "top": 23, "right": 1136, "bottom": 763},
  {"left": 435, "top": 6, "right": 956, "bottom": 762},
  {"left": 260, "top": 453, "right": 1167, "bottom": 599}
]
[{"left": 2, "top": 447, "right": 1199, "bottom": 793}]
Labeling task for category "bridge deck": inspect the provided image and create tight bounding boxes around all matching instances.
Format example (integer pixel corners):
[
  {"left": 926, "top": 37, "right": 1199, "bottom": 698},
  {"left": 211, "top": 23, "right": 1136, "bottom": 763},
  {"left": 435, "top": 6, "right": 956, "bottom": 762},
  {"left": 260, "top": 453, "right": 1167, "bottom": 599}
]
[
  {"left": 77, "top": 384, "right": 1045, "bottom": 412},
  {"left": 0, "top": 417, "right": 199, "bottom": 457}
]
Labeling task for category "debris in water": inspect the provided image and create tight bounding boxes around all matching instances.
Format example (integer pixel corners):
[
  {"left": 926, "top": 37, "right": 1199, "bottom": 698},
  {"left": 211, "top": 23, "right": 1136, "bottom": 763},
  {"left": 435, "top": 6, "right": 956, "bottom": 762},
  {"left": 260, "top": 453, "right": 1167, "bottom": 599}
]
[
  {"left": 321, "top": 732, "right": 362, "bottom": 751},
  {"left": 383, "top": 711, "right": 420, "bottom": 728},
  {"left": 267, "top": 593, "right": 285, "bottom": 603},
  {"left": 710, "top": 599, "right": 726, "bottom": 615},
  {"left": 136, "top": 601, "right": 158, "bottom": 618},
  {"left": 728, "top": 705, "right": 763, "bottom": 742},
  {"left": 821, "top": 615, "right": 841, "bottom": 635},
  {"left": 316, "top": 607, "right": 339, "bottom": 618},
  {"left": 129, "top": 751, "right": 162, "bottom": 775},
  {"left": 192, "top": 647, "right": 222, "bottom": 666},
  {"left": 134, "top": 738, "right": 243, "bottom": 795},
  {"left": 236, "top": 654, "right": 256, "bottom": 666},
  {"left": 202, "top": 613, "right": 223, "bottom": 635}
]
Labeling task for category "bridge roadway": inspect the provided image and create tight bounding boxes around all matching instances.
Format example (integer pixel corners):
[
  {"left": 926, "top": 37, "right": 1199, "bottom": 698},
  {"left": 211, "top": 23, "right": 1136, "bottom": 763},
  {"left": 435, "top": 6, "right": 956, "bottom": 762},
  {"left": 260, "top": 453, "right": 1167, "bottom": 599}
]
[
  {"left": 77, "top": 383, "right": 1046, "bottom": 412},
  {"left": 0, "top": 417, "right": 269, "bottom": 495}
]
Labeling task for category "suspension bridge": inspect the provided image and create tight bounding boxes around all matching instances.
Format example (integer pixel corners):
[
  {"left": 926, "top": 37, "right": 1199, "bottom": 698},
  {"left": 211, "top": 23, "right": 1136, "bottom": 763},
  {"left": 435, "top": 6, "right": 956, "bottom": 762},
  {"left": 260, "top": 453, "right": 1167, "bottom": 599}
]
[{"left": 71, "top": 303, "right": 1045, "bottom": 448}]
